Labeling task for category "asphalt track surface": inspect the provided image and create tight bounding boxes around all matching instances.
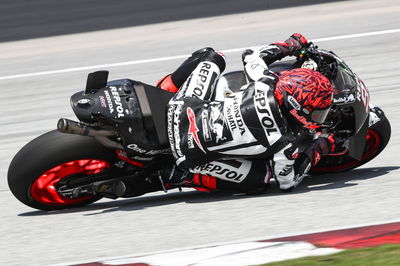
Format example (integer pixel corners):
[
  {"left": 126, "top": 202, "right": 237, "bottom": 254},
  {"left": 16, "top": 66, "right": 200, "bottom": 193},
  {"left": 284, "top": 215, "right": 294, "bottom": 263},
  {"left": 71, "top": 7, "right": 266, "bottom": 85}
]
[
  {"left": 1, "top": 0, "right": 344, "bottom": 42},
  {"left": 1, "top": 0, "right": 400, "bottom": 265}
]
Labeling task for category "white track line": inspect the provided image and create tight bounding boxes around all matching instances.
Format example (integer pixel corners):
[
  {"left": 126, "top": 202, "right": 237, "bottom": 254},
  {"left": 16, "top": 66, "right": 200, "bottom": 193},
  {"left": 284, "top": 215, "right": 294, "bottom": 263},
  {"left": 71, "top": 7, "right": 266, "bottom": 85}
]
[
  {"left": 50, "top": 219, "right": 400, "bottom": 266},
  {"left": 1, "top": 28, "right": 400, "bottom": 81}
]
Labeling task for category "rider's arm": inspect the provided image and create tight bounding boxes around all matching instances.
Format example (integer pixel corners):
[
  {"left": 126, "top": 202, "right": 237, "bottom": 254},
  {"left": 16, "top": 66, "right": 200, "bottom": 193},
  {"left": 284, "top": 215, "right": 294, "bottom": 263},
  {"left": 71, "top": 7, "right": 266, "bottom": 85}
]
[
  {"left": 242, "top": 33, "right": 309, "bottom": 82},
  {"left": 273, "top": 134, "right": 335, "bottom": 191},
  {"left": 271, "top": 143, "right": 299, "bottom": 190}
]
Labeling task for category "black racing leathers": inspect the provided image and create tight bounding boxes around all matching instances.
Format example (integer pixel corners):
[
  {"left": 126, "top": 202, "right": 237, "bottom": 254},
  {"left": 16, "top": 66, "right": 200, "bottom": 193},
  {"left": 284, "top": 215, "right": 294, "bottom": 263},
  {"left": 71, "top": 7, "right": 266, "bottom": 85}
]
[{"left": 167, "top": 44, "right": 330, "bottom": 190}]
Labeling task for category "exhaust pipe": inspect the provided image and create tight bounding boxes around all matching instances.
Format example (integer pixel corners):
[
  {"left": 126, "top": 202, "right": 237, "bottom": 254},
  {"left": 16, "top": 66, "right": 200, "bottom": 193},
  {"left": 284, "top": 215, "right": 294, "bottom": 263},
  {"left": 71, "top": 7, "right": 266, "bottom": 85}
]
[
  {"left": 57, "top": 118, "right": 124, "bottom": 149},
  {"left": 58, "top": 118, "right": 90, "bottom": 136},
  {"left": 57, "top": 118, "right": 115, "bottom": 136}
]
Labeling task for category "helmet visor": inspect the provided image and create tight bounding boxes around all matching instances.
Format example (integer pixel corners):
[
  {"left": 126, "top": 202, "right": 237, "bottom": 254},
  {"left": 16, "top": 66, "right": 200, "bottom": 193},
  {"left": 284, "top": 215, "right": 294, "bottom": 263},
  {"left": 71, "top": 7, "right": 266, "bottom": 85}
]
[{"left": 310, "top": 107, "right": 331, "bottom": 124}]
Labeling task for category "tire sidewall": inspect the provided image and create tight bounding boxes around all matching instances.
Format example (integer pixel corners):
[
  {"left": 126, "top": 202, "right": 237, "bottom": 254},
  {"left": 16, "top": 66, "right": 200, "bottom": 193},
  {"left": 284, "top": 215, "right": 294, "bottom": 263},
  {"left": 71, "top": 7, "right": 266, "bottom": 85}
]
[{"left": 8, "top": 130, "right": 116, "bottom": 211}]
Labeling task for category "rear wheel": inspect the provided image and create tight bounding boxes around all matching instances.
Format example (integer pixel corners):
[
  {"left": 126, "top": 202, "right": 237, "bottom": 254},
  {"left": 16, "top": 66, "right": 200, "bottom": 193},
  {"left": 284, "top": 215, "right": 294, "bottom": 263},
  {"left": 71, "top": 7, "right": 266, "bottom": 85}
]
[
  {"left": 8, "top": 130, "right": 116, "bottom": 211},
  {"left": 310, "top": 116, "right": 391, "bottom": 174}
]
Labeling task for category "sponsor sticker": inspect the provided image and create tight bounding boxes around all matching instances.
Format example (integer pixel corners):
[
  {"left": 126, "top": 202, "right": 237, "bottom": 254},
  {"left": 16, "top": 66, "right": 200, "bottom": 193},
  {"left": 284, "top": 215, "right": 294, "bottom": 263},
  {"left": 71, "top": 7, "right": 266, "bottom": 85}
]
[
  {"left": 202, "top": 110, "right": 212, "bottom": 142},
  {"left": 209, "top": 104, "right": 227, "bottom": 143},
  {"left": 167, "top": 103, "right": 184, "bottom": 158},
  {"left": 358, "top": 79, "right": 370, "bottom": 113},
  {"left": 127, "top": 143, "right": 170, "bottom": 155},
  {"left": 110, "top": 86, "right": 125, "bottom": 118},
  {"left": 187, "top": 107, "right": 206, "bottom": 153},
  {"left": 333, "top": 94, "right": 355, "bottom": 104},
  {"left": 193, "top": 62, "right": 211, "bottom": 99},
  {"left": 104, "top": 90, "right": 114, "bottom": 113},
  {"left": 279, "top": 165, "right": 293, "bottom": 176},
  {"left": 287, "top": 95, "right": 301, "bottom": 110},
  {"left": 193, "top": 160, "right": 249, "bottom": 182},
  {"left": 104, "top": 86, "right": 125, "bottom": 118},
  {"left": 99, "top": 95, "right": 107, "bottom": 108},
  {"left": 254, "top": 87, "right": 279, "bottom": 138},
  {"left": 226, "top": 96, "right": 246, "bottom": 135}
]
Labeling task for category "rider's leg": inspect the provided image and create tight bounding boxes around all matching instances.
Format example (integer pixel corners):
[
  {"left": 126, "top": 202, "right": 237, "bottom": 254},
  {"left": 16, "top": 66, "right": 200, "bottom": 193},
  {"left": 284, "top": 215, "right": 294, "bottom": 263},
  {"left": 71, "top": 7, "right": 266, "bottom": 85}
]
[
  {"left": 98, "top": 157, "right": 271, "bottom": 199},
  {"left": 191, "top": 158, "right": 272, "bottom": 194},
  {"left": 158, "top": 158, "right": 272, "bottom": 194},
  {"left": 157, "top": 47, "right": 225, "bottom": 93},
  {"left": 167, "top": 49, "right": 226, "bottom": 168},
  {"left": 99, "top": 49, "right": 226, "bottom": 199}
]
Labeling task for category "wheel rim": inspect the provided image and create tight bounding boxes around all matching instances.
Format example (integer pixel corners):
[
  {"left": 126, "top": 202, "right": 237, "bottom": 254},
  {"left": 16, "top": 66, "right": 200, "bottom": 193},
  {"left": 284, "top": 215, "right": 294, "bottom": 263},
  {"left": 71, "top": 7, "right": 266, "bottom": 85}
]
[
  {"left": 312, "top": 129, "right": 381, "bottom": 172},
  {"left": 364, "top": 129, "right": 381, "bottom": 159},
  {"left": 30, "top": 159, "right": 110, "bottom": 205}
]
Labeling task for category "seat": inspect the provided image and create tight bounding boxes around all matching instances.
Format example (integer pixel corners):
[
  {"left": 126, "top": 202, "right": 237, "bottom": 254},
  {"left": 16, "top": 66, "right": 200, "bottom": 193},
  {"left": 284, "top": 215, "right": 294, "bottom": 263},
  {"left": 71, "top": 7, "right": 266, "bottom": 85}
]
[{"left": 133, "top": 82, "right": 174, "bottom": 146}]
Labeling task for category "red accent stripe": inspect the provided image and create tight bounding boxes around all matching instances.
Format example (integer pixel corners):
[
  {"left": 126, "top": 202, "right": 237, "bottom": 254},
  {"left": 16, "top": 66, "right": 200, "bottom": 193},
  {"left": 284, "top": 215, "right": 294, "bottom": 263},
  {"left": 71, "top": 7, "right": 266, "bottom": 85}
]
[
  {"left": 263, "top": 222, "right": 400, "bottom": 249},
  {"left": 116, "top": 150, "right": 144, "bottom": 167},
  {"left": 192, "top": 174, "right": 217, "bottom": 192},
  {"left": 273, "top": 41, "right": 289, "bottom": 47},
  {"left": 156, "top": 74, "right": 179, "bottom": 93}
]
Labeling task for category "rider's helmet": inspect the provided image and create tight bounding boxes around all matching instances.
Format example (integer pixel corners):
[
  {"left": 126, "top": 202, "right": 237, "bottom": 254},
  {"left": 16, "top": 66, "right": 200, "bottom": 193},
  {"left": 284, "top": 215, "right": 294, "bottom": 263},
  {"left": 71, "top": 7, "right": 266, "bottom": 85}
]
[{"left": 274, "top": 68, "right": 334, "bottom": 130}]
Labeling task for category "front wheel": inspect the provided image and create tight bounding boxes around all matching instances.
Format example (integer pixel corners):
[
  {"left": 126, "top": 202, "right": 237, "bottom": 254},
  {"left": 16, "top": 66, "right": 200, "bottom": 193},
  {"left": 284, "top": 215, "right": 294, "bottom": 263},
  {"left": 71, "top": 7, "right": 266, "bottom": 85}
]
[
  {"left": 310, "top": 110, "right": 391, "bottom": 174},
  {"left": 8, "top": 130, "right": 116, "bottom": 211}
]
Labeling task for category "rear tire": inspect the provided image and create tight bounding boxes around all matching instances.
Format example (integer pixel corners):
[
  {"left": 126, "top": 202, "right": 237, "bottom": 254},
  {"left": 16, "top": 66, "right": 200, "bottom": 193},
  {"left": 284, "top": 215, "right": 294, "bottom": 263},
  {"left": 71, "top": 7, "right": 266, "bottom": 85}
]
[{"left": 8, "top": 130, "right": 116, "bottom": 211}]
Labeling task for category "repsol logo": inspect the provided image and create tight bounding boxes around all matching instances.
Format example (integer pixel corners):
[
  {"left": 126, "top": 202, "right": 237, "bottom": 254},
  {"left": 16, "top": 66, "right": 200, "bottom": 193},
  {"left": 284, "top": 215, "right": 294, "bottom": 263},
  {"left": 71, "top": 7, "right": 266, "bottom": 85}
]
[
  {"left": 192, "top": 62, "right": 212, "bottom": 99},
  {"left": 254, "top": 90, "right": 278, "bottom": 136},
  {"left": 194, "top": 163, "right": 244, "bottom": 181},
  {"left": 105, "top": 87, "right": 125, "bottom": 118}
]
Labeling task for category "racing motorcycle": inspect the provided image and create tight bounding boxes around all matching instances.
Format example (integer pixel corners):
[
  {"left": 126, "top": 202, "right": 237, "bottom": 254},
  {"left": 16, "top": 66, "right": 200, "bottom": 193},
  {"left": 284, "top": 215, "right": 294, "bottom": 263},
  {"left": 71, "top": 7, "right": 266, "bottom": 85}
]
[{"left": 7, "top": 46, "right": 391, "bottom": 211}]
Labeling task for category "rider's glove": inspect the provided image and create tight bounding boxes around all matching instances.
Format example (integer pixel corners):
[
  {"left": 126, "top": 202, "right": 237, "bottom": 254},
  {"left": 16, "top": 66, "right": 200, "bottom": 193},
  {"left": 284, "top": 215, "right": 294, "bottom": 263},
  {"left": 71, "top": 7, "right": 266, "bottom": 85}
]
[
  {"left": 294, "top": 133, "right": 335, "bottom": 173},
  {"left": 315, "top": 133, "right": 337, "bottom": 154},
  {"left": 284, "top": 33, "right": 309, "bottom": 56},
  {"left": 291, "top": 134, "right": 335, "bottom": 185}
]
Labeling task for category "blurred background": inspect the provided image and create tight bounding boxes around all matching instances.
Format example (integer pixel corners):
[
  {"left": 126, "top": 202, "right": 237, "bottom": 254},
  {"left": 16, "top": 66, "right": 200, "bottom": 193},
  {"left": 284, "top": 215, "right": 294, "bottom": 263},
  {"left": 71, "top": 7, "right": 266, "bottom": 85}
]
[
  {"left": 1, "top": 0, "right": 399, "bottom": 265},
  {"left": 1, "top": 0, "right": 343, "bottom": 42}
]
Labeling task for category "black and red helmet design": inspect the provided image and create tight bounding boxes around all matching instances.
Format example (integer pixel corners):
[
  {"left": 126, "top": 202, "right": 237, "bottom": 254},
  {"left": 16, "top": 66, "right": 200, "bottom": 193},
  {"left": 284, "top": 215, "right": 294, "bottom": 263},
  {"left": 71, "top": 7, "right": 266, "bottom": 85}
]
[{"left": 275, "top": 68, "right": 334, "bottom": 129}]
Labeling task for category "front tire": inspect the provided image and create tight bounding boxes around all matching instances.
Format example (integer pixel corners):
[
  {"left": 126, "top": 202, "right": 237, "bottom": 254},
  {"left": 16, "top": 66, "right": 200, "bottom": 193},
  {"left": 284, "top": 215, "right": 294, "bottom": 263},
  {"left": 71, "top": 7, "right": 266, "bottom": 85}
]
[
  {"left": 8, "top": 130, "right": 116, "bottom": 211},
  {"left": 311, "top": 112, "right": 391, "bottom": 174}
]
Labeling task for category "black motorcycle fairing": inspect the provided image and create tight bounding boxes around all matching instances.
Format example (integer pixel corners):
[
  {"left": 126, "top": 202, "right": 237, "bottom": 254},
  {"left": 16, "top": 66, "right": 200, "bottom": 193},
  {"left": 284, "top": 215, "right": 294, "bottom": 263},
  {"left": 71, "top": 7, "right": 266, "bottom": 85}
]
[
  {"left": 70, "top": 79, "right": 173, "bottom": 158},
  {"left": 71, "top": 79, "right": 137, "bottom": 123}
]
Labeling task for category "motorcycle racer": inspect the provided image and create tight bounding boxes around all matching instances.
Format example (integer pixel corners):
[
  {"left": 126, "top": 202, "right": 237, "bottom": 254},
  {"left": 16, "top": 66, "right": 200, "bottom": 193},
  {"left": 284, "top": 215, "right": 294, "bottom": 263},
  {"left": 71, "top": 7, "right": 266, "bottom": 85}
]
[
  {"left": 7, "top": 33, "right": 391, "bottom": 211},
  {"left": 115, "top": 34, "right": 337, "bottom": 198}
]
